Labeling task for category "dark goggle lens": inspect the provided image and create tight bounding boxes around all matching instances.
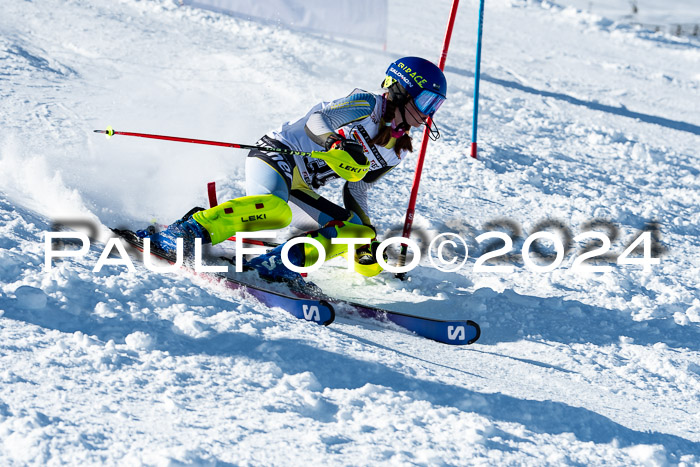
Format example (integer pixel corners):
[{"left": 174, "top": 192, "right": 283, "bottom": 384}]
[{"left": 414, "top": 90, "right": 445, "bottom": 116}]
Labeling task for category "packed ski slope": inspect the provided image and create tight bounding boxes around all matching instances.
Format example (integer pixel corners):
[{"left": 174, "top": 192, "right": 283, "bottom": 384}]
[{"left": 1, "top": 0, "right": 699, "bottom": 464}]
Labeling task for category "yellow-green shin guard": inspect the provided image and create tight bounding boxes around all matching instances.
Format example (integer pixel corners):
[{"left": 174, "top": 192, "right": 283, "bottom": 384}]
[
  {"left": 192, "top": 194, "right": 292, "bottom": 245},
  {"left": 302, "top": 222, "right": 381, "bottom": 276},
  {"left": 340, "top": 243, "right": 384, "bottom": 278},
  {"left": 352, "top": 254, "right": 384, "bottom": 277}
]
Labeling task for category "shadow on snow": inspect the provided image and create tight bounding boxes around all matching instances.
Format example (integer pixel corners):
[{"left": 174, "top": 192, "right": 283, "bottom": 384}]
[
  {"left": 3, "top": 292, "right": 699, "bottom": 459},
  {"left": 445, "top": 64, "right": 700, "bottom": 136}
]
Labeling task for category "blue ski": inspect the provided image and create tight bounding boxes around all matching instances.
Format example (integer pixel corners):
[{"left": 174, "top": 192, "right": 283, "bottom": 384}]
[
  {"left": 331, "top": 300, "right": 480, "bottom": 345},
  {"left": 110, "top": 228, "right": 479, "bottom": 343},
  {"left": 112, "top": 228, "right": 334, "bottom": 326}
]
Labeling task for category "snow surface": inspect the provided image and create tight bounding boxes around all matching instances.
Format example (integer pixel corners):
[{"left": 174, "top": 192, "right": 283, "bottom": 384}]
[
  {"left": 556, "top": 0, "right": 700, "bottom": 26},
  {"left": 1, "top": 0, "right": 699, "bottom": 464}
]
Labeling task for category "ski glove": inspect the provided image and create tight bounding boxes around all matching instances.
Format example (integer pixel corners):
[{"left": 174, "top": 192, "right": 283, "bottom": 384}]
[{"left": 324, "top": 134, "right": 366, "bottom": 164}]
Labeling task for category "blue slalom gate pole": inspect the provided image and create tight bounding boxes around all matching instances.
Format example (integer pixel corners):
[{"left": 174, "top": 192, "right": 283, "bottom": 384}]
[{"left": 470, "top": 0, "right": 485, "bottom": 159}]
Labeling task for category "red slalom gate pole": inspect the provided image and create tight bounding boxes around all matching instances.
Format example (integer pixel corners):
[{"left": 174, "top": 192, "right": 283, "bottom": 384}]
[{"left": 395, "top": 0, "right": 460, "bottom": 277}]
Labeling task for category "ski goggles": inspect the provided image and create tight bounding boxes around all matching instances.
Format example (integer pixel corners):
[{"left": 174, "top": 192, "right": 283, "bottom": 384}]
[{"left": 413, "top": 90, "right": 446, "bottom": 116}]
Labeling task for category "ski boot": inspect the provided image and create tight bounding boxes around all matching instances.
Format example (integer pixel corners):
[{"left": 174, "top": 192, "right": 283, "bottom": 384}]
[
  {"left": 136, "top": 208, "right": 210, "bottom": 256},
  {"left": 246, "top": 242, "right": 304, "bottom": 283},
  {"left": 353, "top": 240, "right": 386, "bottom": 277},
  {"left": 247, "top": 220, "right": 377, "bottom": 287},
  {"left": 244, "top": 242, "right": 328, "bottom": 295}
]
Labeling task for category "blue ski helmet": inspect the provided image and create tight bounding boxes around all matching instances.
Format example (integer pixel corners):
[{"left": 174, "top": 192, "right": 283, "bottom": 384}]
[{"left": 383, "top": 57, "right": 447, "bottom": 116}]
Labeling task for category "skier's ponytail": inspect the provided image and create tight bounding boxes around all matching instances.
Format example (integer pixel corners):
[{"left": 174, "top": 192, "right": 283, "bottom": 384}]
[{"left": 370, "top": 93, "right": 413, "bottom": 156}]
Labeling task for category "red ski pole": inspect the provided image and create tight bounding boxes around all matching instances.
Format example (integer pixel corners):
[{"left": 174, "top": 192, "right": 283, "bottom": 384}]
[
  {"left": 93, "top": 126, "right": 313, "bottom": 157},
  {"left": 94, "top": 126, "right": 371, "bottom": 181}
]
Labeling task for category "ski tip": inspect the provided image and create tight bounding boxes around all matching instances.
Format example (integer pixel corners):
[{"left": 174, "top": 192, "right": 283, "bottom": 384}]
[
  {"left": 319, "top": 299, "right": 335, "bottom": 326},
  {"left": 467, "top": 320, "right": 481, "bottom": 345}
]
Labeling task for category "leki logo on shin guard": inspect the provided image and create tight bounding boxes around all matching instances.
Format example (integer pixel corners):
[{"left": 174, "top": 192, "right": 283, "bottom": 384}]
[{"left": 241, "top": 214, "right": 267, "bottom": 223}]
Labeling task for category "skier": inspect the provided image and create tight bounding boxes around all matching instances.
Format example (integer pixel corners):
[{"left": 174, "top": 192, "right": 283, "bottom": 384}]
[{"left": 137, "top": 56, "right": 447, "bottom": 285}]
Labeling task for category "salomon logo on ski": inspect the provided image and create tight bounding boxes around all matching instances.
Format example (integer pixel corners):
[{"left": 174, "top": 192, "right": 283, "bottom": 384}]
[
  {"left": 447, "top": 325, "right": 466, "bottom": 341},
  {"left": 302, "top": 304, "right": 321, "bottom": 322}
]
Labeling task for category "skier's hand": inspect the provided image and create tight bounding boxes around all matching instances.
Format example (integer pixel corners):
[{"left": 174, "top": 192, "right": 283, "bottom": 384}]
[{"left": 324, "top": 134, "right": 366, "bottom": 163}]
